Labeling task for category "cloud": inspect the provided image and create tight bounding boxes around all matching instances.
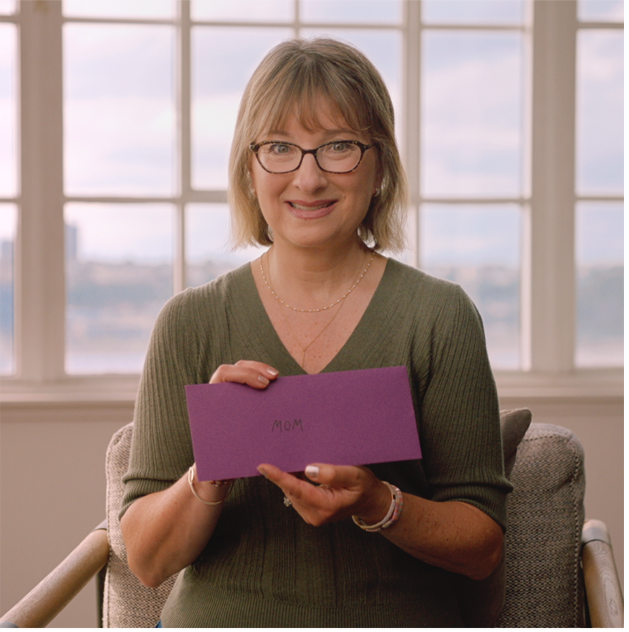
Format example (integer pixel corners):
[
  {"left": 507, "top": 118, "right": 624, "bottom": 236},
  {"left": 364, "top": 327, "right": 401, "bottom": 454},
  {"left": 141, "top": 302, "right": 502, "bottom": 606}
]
[
  {"left": 192, "top": 0, "right": 293, "bottom": 22},
  {"left": 64, "top": 0, "right": 175, "bottom": 19},
  {"left": 0, "top": 204, "right": 16, "bottom": 240},
  {"left": 65, "top": 203, "right": 175, "bottom": 263},
  {"left": 421, "top": 32, "right": 524, "bottom": 197},
  {"left": 420, "top": 204, "right": 521, "bottom": 266},
  {"left": 65, "top": 97, "right": 176, "bottom": 195}
]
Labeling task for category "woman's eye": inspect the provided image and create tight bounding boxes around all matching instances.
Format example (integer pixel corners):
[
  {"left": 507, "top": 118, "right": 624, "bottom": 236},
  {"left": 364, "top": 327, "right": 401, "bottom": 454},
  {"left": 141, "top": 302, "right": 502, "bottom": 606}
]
[
  {"left": 269, "top": 143, "right": 291, "bottom": 155},
  {"left": 330, "top": 142, "right": 351, "bottom": 152}
]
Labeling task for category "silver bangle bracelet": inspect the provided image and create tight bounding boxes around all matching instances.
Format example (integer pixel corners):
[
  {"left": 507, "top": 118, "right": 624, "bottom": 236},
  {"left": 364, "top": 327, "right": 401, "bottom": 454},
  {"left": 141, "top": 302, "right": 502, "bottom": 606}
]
[{"left": 352, "top": 482, "right": 403, "bottom": 532}]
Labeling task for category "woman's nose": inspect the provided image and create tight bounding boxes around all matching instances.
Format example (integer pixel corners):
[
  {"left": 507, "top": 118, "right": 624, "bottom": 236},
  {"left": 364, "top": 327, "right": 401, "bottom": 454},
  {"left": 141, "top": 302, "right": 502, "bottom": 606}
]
[{"left": 292, "top": 153, "right": 328, "bottom": 191}]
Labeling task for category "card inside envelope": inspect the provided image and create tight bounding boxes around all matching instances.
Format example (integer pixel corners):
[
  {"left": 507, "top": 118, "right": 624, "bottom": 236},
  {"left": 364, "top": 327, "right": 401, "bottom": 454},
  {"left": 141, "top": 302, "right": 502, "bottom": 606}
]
[{"left": 186, "top": 365, "right": 421, "bottom": 481}]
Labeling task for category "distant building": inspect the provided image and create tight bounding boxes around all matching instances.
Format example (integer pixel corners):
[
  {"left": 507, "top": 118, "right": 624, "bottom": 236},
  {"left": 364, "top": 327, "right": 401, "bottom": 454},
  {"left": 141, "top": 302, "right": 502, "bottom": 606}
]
[
  {"left": 65, "top": 223, "right": 78, "bottom": 261},
  {"left": 0, "top": 240, "right": 13, "bottom": 264}
]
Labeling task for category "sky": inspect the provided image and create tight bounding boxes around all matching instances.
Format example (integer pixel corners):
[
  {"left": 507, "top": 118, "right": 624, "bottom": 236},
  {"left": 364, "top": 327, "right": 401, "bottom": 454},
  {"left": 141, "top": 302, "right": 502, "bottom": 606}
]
[
  {"left": 0, "top": 0, "right": 622, "bottom": 374},
  {"left": 0, "top": 0, "right": 623, "bottom": 267}
]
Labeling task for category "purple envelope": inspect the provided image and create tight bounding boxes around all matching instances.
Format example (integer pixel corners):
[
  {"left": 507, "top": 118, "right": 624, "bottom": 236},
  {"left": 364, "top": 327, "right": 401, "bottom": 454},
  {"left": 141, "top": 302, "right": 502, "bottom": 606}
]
[{"left": 186, "top": 365, "right": 421, "bottom": 481}]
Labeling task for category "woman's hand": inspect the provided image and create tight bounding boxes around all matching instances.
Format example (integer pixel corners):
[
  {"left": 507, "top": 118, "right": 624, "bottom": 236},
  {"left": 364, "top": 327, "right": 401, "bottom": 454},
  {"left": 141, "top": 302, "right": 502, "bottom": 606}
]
[
  {"left": 122, "top": 360, "right": 279, "bottom": 588},
  {"left": 198, "top": 361, "right": 279, "bottom": 492},
  {"left": 210, "top": 360, "right": 279, "bottom": 388},
  {"left": 257, "top": 462, "right": 392, "bottom": 527},
  {"left": 258, "top": 461, "right": 504, "bottom": 581}
]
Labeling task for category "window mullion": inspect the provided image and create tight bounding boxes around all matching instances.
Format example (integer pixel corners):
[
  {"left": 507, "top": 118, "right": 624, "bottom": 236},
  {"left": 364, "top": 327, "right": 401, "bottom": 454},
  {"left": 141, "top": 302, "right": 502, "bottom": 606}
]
[
  {"left": 176, "top": 0, "right": 191, "bottom": 293},
  {"left": 17, "top": 0, "right": 65, "bottom": 381},
  {"left": 403, "top": 0, "right": 421, "bottom": 269},
  {"left": 527, "top": 0, "right": 577, "bottom": 373}
]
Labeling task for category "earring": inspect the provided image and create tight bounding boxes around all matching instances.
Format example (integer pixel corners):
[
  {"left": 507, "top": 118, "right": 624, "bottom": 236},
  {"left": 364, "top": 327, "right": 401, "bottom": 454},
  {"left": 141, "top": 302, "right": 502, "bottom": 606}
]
[{"left": 373, "top": 187, "right": 381, "bottom": 197}]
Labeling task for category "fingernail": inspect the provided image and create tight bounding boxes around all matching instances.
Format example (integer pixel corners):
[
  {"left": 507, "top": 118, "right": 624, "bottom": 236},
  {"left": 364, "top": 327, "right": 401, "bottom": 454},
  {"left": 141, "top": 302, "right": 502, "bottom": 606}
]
[
  {"left": 305, "top": 465, "right": 319, "bottom": 479},
  {"left": 258, "top": 375, "right": 269, "bottom": 385},
  {"left": 257, "top": 465, "right": 268, "bottom": 478},
  {"left": 266, "top": 367, "right": 279, "bottom": 376}
]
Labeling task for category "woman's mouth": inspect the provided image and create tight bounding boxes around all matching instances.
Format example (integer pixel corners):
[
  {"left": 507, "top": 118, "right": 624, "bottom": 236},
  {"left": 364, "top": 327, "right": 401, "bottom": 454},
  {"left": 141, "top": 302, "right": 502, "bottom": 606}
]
[{"left": 287, "top": 200, "right": 336, "bottom": 219}]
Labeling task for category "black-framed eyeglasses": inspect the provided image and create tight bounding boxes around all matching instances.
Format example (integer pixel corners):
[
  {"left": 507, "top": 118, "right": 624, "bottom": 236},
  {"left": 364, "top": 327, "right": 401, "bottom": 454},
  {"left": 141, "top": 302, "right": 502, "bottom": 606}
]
[{"left": 249, "top": 140, "right": 376, "bottom": 174}]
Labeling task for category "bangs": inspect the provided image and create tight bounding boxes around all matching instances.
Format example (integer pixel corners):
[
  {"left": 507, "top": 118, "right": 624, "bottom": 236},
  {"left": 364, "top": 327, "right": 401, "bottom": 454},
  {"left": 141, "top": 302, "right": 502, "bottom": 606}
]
[{"left": 248, "top": 54, "right": 372, "bottom": 141}]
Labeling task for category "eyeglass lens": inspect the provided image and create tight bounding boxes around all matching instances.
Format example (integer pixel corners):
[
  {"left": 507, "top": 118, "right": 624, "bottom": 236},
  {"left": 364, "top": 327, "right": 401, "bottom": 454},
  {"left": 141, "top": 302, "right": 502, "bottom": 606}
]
[{"left": 257, "top": 142, "right": 363, "bottom": 173}]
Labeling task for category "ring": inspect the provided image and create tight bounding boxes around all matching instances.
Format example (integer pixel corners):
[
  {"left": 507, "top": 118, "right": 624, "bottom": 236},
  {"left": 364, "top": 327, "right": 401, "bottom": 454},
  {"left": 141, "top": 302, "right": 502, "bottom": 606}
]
[{"left": 283, "top": 496, "right": 292, "bottom": 507}]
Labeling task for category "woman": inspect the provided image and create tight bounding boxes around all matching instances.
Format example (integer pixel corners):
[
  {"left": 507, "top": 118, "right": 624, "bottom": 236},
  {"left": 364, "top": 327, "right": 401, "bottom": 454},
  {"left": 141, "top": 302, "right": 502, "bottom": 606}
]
[{"left": 120, "top": 38, "right": 511, "bottom": 627}]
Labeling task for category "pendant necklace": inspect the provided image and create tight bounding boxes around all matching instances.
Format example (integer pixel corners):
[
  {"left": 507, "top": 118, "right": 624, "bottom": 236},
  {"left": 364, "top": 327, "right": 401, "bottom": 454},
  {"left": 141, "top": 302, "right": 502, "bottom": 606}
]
[
  {"left": 260, "top": 249, "right": 374, "bottom": 313},
  {"left": 259, "top": 249, "right": 374, "bottom": 367},
  {"left": 283, "top": 299, "right": 346, "bottom": 368}
]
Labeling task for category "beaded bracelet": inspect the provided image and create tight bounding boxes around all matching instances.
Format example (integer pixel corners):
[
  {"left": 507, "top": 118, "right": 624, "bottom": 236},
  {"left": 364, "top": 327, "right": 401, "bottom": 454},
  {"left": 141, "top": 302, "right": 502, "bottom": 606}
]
[
  {"left": 187, "top": 465, "right": 233, "bottom": 506},
  {"left": 352, "top": 482, "right": 403, "bottom": 532}
]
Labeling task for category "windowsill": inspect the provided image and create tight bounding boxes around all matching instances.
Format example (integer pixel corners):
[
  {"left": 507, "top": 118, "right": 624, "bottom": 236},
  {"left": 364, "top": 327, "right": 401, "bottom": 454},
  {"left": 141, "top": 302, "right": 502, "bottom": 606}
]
[
  {"left": 0, "top": 368, "right": 623, "bottom": 406},
  {"left": 0, "top": 375, "right": 140, "bottom": 404},
  {"left": 494, "top": 368, "right": 623, "bottom": 400}
]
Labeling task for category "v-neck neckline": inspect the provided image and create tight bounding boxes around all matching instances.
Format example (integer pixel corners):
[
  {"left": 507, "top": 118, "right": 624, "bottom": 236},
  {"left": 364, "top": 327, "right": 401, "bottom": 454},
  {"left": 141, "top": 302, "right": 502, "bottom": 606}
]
[{"left": 235, "top": 257, "right": 399, "bottom": 376}]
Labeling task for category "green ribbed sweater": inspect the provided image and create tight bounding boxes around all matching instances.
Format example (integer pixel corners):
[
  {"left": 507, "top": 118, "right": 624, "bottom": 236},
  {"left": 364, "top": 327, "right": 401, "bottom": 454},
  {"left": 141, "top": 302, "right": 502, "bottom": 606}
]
[{"left": 121, "top": 258, "right": 511, "bottom": 627}]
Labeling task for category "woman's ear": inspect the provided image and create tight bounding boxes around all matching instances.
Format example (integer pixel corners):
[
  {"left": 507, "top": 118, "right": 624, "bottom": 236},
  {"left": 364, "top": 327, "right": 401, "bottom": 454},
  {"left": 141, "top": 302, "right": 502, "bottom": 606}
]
[
  {"left": 373, "top": 171, "right": 383, "bottom": 198},
  {"left": 374, "top": 153, "right": 384, "bottom": 195}
]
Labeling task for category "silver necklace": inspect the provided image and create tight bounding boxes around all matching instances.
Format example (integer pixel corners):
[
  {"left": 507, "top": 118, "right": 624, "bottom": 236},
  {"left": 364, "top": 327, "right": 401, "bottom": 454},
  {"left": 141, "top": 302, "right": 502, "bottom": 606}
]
[{"left": 259, "top": 249, "right": 375, "bottom": 313}]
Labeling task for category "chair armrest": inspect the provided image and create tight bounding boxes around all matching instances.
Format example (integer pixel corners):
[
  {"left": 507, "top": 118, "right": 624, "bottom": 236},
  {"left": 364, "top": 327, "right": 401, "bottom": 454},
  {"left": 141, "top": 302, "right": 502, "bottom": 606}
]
[
  {"left": 0, "top": 525, "right": 110, "bottom": 628},
  {"left": 582, "top": 519, "right": 624, "bottom": 628}
]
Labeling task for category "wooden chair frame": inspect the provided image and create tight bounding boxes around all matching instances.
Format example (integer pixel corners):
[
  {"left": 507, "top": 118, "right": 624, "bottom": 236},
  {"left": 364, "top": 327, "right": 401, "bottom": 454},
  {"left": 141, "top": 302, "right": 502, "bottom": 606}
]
[{"left": 0, "top": 517, "right": 622, "bottom": 628}]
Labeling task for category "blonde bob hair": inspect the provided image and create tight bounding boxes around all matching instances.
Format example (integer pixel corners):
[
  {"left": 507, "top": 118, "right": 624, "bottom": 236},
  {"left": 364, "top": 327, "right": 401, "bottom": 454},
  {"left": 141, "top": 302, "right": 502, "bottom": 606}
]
[{"left": 228, "top": 37, "right": 408, "bottom": 252}]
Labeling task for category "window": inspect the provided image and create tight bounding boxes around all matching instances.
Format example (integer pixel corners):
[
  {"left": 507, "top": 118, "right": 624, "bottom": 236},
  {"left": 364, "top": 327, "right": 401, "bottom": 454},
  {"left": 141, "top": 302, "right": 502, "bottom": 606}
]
[
  {"left": 0, "top": 0, "right": 623, "bottom": 398},
  {"left": 575, "top": 2, "right": 623, "bottom": 367},
  {"left": 418, "top": 2, "right": 527, "bottom": 369},
  {"left": 0, "top": 10, "right": 17, "bottom": 376}
]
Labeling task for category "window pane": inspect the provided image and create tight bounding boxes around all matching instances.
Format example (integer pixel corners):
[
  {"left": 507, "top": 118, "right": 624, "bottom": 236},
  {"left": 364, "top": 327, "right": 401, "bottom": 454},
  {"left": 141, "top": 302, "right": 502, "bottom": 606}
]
[
  {"left": 65, "top": 203, "right": 174, "bottom": 374},
  {"left": 576, "top": 202, "right": 623, "bottom": 367},
  {"left": 576, "top": 30, "right": 623, "bottom": 196},
  {"left": 192, "top": 27, "right": 291, "bottom": 190},
  {"left": 300, "top": 29, "right": 402, "bottom": 127},
  {"left": 0, "top": 24, "right": 17, "bottom": 197},
  {"left": 422, "top": 0, "right": 524, "bottom": 24},
  {"left": 579, "top": 0, "right": 624, "bottom": 22},
  {"left": 301, "top": 0, "right": 402, "bottom": 24},
  {"left": 186, "top": 203, "right": 265, "bottom": 287},
  {"left": 192, "top": 0, "right": 293, "bottom": 22},
  {"left": 422, "top": 31, "right": 524, "bottom": 198},
  {"left": 0, "top": 204, "right": 16, "bottom": 375},
  {"left": 420, "top": 204, "right": 521, "bottom": 369},
  {"left": 63, "top": 0, "right": 176, "bottom": 19},
  {"left": 64, "top": 24, "right": 176, "bottom": 195},
  {"left": 0, "top": 0, "right": 15, "bottom": 15}
]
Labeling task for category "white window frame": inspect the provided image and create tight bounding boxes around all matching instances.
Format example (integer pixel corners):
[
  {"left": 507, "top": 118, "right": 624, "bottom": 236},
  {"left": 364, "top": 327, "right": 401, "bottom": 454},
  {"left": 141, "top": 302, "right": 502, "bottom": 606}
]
[{"left": 0, "top": 0, "right": 622, "bottom": 402}]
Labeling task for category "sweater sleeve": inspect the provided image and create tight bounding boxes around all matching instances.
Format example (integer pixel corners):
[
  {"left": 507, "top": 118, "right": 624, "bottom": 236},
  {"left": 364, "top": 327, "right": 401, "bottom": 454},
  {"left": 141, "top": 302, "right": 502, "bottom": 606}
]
[
  {"left": 414, "top": 282, "right": 512, "bottom": 531},
  {"left": 120, "top": 288, "right": 207, "bottom": 519}
]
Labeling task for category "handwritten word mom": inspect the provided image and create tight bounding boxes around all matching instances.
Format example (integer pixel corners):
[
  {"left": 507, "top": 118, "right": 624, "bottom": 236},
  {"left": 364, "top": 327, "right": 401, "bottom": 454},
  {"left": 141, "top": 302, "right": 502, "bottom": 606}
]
[{"left": 272, "top": 419, "right": 304, "bottom": 433}]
